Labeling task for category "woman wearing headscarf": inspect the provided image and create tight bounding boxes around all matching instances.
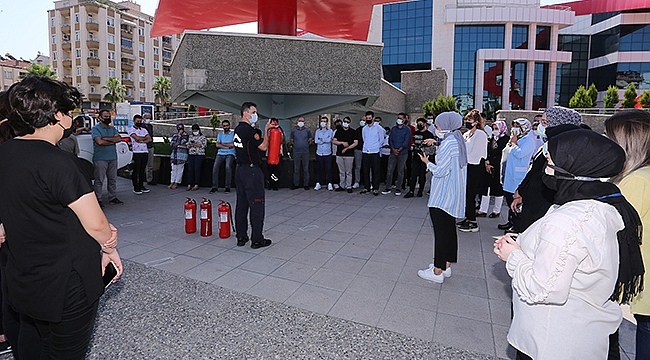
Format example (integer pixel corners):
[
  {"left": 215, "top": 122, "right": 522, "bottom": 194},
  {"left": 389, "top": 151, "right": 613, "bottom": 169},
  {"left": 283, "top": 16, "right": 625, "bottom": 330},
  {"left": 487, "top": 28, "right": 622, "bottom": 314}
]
[
  {"left": 494, "top": 129, "right": 644, "bottom": 360},
  {"left": 417, "top": 112, "right": 467, "bottom": 284},
  {"left": 477, "top": 120, "right": 509, "bottom": 218},
  {"left": 509, "top": 106, "right": 583, "bottom": 232},
  {"left": 499, "top": 118, "right": 537, "bottom": 233},
  {"left": 186, "top": 124, "right": 207, "bottom": 191},
  {"left": 168, "top": 123, "right": 189, "bottom": 189},
  {"left": 605, "top": 110, "right": 650, "bottom": 360}
]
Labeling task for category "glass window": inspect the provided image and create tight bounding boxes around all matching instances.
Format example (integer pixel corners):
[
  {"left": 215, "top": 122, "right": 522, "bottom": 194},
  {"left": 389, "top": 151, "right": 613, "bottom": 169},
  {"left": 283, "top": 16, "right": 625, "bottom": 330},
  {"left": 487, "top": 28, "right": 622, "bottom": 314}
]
[
  {"left": 153, "top": 47, "right": 159, "bottom": 55},
  {"left": 510, "top": 62, "right": 526, "bottom": 109},
  {"left": 138, "top": 27, "right": 145, "bottom": 36},
  {"left": 162, "top": 50, "right": 172, "bottom": 59},
  {"left": 4, "top": 71, "right": 12, "bottom": 79},
  {"left": 121, "top": 38, "right": 132, "bottom": 49},
  {"left": 483, "top": 61, "right": 503, "bottom": 113},
  {"left": 620, "top": 24, "right": 650, "bottom": 52},
  {"left": 108, "top": 51, "right": 115, "bottom": 60},
  {"left": 89, "top": 68, "right": 96, "bottom": 76},
  {"left": 139, "top": 58, "right": 145, "bottom": 66},
  {"left": 140, "top": 73, "right": 145, "bottom": 82},
  {"left": 76, "top": 66, "right": 81, "bottom": 76},
  {"left": 90, "top": 85, "right": 96, "bottom": 93},
  {"left": 52, "top": 35, "right": 56, "bottom": 44},
  {"left": 138, "top": 43, "right": 145, "bottom": 52},
  {"left": 107, "top": 17, "right": 115, "bottom": 27},
  {"left": 512, "top": 25, "right": 528, "bottom": 49},
  {"left": 51, "top": 17, "right": 55, "bottom": 28},
  {"left": 74, "top": 14, "right": 79, "bottom": 23},
  {"left": 75, "top": 31, "right": 80, "bottom": 41},
  {"left": 536, "top": 26, "right": 551, "bottom": 50},
  {"left": 591, "top": 27, "right": 619, "bottom": 58},
  {"left": 108, "top": 68, "right": 116, "bottom": 78},
  {"left": 107, "top": 34, "right": 115, "bottom": 44},
  {"left": 75, "top": 49, "right": 81, "bottom": 58},
  {"left": 153, "top": 61, "right": 159, "bottom": 69},
  {"left": 52, "top": 51, "right": 57, "bottom": 60}
]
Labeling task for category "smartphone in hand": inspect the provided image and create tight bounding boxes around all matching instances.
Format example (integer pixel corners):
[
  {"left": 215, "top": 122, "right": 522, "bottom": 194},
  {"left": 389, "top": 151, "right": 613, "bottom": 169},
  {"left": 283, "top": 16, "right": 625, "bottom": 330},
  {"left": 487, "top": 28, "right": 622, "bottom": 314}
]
[{"left": 103, "top": 261, "right": 119, "bottom": 289}]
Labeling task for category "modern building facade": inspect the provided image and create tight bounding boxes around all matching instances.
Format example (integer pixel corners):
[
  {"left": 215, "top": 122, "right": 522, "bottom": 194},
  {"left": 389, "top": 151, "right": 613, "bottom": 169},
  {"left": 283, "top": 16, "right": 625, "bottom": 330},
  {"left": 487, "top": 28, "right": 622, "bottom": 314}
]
[
  {"left": 555, "top": 0, "right": 650, "bottom": 106},
  {"left": 48, "top": 0, "right": 181, "bottom": 111},
  {"left": 0, "top": 53, "right": 50, "bottom": 91},
  {"left": 379, "top": 0, "right": 575, "bottom": 113}
]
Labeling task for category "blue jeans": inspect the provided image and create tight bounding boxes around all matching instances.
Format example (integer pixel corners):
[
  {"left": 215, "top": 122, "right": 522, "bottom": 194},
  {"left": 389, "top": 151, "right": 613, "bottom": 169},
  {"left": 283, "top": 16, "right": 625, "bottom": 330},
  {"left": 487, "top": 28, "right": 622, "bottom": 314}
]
[
  {"left": 315, "top": 154, "right": 332, "bottom": 184},
  {"left": 187, "top": 154, "right": 204, "bottom": 187},
  {"left": 636, "top": 314, "right": 650, "bottom": 360},
  {"left": 212, "top": 154, "right": 234, "bottom": 188}
]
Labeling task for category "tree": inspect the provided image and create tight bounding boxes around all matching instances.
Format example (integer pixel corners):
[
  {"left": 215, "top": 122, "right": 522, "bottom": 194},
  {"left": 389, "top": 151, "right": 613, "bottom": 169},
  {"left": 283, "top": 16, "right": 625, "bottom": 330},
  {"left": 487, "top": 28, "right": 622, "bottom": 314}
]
[
  {"left": 102, "top": 77, "right": 126, "bottom": 111},
  {"left": 152, "top": 76, "right": 171, "bottom": 119},
  {"left": 20, "top": 63, "right": 57, "bottom": 79},
  {"left": 422, "top": 94, "right": 458, "bottom": 119},
  {"left": 622, "top": 83, "right": 637, "bottom": 108},
  {"left": 210, "top": 113, "right": 221, "bottom": 131},
  {"left": 587, "top": 83, "right": 598, "bottom": 106},
  {"left": 640, "top": 91, "right": 650, "bottom": 108},
  {"left": 603, "top": 86, "right": 620, "bottom": 108},
  {"left": 568, "top": 85, "right": 593, "bottom": 108}
]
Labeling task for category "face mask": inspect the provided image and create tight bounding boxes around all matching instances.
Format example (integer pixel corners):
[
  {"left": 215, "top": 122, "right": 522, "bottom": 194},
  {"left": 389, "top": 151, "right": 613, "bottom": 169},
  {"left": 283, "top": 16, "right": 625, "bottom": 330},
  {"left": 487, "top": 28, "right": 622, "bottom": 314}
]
[
  {"left": 359, "top": 120, "right": 365, "bottom": 127},
  {"left": 320, "top": 122, "right": 327, "bottom": 128},
  {"left": 396, "top": 119, "right": 403, "bottom": 125},
  {"left": 192, "top": 131, "right": 199, "bottom": 136},
  {"left": 58, "top": 122, "right": 74, "bottom": 139},
  {"left": 145, "top": 119, "right": 151, "bottom": 124},
  {"left": 342, "top": 122, "right": 350, "bottom": 128},
  {"left": 427, "top": 119, "right": 433, "bottom": 125},
  {"left": 101, "top": 118, "right": 111, "bottom": 125},
  {"left": 541, "top": 173, "right": 557, "bottom": 190},
  {"left": 365, "top": 120, "right": 373, "bottom": 126},
  {"left": 417, "top": 124, "right": 424, "bottom": 130},
  {"left": 134, "top": 122, "right": 143, "bottom": 128},
  {"left": 297, "top": 121, "right": 305, "bottom": 128},
  {"left": 465, "top": 122, "right": 474, "bottom": 129},
  {"left": 536, "top": 123, "right": 546, "bottom": 139},
  {"left": 511, "top": 127, "right": 520, "bottom": 136},
  {"left": 435, "top": 129, "right": 447, "bottom": 139},
  {"left": 249, "top": 113, "right": 258, "bottom": 125}
]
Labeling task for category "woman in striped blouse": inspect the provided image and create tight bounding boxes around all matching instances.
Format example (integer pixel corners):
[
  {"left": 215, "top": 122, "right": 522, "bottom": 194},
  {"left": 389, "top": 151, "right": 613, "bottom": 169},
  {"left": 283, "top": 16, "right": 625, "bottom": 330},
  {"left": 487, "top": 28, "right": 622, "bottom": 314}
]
[{"left": 417, "top": 112, "right": 468, "bottom": 284}]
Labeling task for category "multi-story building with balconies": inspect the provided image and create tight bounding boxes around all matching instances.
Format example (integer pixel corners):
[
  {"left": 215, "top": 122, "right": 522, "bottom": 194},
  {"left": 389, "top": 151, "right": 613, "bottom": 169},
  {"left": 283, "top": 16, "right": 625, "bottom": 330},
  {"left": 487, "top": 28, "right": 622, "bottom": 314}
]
[{"left": 48, "top": 0, "right": 180, "bottom": 111}]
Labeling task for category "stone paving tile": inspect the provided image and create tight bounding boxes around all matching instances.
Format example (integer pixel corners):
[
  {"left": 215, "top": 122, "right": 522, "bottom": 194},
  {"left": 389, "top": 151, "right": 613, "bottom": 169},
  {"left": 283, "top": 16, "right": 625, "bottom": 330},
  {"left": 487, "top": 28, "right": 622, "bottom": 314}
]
[
  {"left": 438, "top": 291, "right": 491, "bottom": 323},
  {"left": 434, "top": 313, "right": 496, "bottom": 356},
  {"left": 306, "top": 267, "right": 357, "bottom": 292},
  {"left": 270, "top": 260, "right": 319, "bottom": 283},
  {"left": 246, "top": 275, "right": 302, "bottom": 303},
  {"left": 321, "top": 254, "right": 368, "bottom": 274},
  {"left": 211, "top": 268, "right": 265, "bottom": 292},
  {"left": 379, "top": 301, "right": 437, "bottom": 341},
  {"left": 328, "top": 291, "right": 388, "bottom": 327},
  {"left": 284, "top": 283, "right": 342, "bottom": 314}
]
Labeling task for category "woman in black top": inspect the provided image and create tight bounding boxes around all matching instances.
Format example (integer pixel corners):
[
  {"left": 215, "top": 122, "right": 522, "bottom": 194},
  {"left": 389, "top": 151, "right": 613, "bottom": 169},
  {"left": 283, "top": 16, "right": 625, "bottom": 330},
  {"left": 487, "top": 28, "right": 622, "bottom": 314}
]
[
  {"left": 477, "top": 120, "right": 509, "bottom": 217},
  {"left": 0, "top": 77, "right": 123, "bottom": 359}
]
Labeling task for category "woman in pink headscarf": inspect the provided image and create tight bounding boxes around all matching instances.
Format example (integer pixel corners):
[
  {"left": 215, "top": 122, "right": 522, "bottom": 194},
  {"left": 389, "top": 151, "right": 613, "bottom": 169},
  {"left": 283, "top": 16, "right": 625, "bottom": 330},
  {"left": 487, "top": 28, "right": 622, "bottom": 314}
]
[{"left": 477, "top": 120, "right": 509, "bottom": 218}]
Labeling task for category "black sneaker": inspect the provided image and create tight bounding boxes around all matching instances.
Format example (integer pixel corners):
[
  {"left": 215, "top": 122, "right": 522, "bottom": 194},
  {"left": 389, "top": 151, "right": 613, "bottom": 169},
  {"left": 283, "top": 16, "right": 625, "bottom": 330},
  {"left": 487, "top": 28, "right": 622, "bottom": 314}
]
[
  {"left": 141, "top": 187, "right": 150, "bottom": 193},
  {"left": 497, "top": 222, "right": 512, "bottom": 230},
  {"left": 403, "top": 192, "right": 414, "bottom": 198},
  {"left": 372, "top": 190, "right": 379, "bottom": 196},
  {"left": 335, "top": 187, "right": 345, "bottom": 192},
  {"left": 458, "top": 221, "right": 479, "bottom": 233},
  {"left": 236, "top": 237, "right": 249, "bottom": 246},
  {"left": 251, "top": 239, "right": 272, "bottom": 249},
  {"left": 359, "top": 189, "right": 369, "bottom": 194},
  {"left": 209, "top": 188, "right": 218, "bottom": 194},
  {"left": 108, "top": 198, "right": 124, "bottom": 205},
  {"left": 224, "top": 188, "right": 230, "bottom": 194}
]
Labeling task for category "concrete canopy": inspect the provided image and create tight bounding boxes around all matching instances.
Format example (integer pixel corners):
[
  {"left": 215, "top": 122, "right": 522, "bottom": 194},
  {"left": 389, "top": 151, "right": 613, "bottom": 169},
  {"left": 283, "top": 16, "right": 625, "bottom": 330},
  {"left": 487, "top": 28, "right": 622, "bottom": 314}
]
[{"left": 152, "top": 0, "right": 406, "bottom": 41}]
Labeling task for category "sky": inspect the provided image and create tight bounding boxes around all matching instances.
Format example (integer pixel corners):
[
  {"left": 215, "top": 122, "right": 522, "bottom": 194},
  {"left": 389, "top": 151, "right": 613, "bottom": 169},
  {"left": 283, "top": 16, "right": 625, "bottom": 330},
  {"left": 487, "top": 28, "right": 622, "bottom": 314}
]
[{"left": 0, "top": 0, "right": 569, "bottom": 61}]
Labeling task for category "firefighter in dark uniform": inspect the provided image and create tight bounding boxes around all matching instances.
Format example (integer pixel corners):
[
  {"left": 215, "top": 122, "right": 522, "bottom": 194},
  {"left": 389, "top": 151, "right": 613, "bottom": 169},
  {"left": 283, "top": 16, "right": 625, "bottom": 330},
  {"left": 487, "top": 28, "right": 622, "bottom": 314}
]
[{"left": 233, "top": 102, "right": 274, "bottom": 249}]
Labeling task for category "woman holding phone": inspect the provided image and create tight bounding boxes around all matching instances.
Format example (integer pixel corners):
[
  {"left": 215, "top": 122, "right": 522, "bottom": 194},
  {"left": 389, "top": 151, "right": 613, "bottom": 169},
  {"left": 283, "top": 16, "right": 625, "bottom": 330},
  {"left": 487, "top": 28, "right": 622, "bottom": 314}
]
[{"left": 0, "top": 77, "right": 123, "bottom": 359}]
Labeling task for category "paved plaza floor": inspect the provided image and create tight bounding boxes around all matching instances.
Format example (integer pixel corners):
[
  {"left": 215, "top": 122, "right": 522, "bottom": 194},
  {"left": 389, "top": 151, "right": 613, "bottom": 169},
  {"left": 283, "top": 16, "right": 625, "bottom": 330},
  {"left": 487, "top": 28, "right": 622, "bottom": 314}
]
[{"left": 1, "top": 177, "right": 638, "bottom": 359}]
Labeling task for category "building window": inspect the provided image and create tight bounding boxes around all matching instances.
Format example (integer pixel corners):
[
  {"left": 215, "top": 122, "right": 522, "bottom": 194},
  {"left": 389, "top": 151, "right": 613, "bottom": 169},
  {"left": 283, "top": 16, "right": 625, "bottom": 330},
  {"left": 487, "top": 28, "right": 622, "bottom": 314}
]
[
  {"left": 107, "top": 34, "right": 115, "bottom": 44},
  {"left": 162, "top": 49, "right": 172, "bottom": 59},
  {"left": 74, "top": 14, "right": 79, "bottom": 23},
  {"left": 108, "top": 68, "right": 116, "bottom": 78},
  {"left": 75, "top": 31, "right": 80, "bottom": 41},
  {"left": 153, "top": 48, "right": 159, "bottom": 55},
  {"left": 138, "top": 43, "right": 145, "bottom": 52},
  {"left": 75, "top": 49, "right": 81, "bottom": 58},
  {"left": 89, "top": 68, "right": 96, "bottom": 76},
  {"left": 510, "top": 62, "right": 527, "bottom": 109},
  {"left": 88, "top": 32, "right": 96, "bottom": 41},
  {"left": 50, "top": 17, "right": 55, "bottom": 28},
  {"left": 620, "top": 24, "right": 650, "bottom": 52},
  {"left": 76, "top": 67, "right": 82, "bottom": 76},
  {"left": 108, "top": 51, "right": 115, "bottom": 60},
  {"left": 52, "top": 51, "right": 57, "bottom": 60},
  {"left": 483, "top": 61, "right": 503, "bottom": 113},
  {"left": 88, "top": 50, "right": 97, "bottom": 58},
  {"left": 140, "top": 73, "right": 145, "bottom": 82},
  {"left": 138, "top": 27, "right": 145, "bottom": 36},
  {"left": 557, "top": 35, "right": 590, "bottom": 106},
  {"left": 90, "top": 85, "right": 96, "bottom": 93},
  {"left": 52, "top": 35, "right": 57, "bottom": 44},
  {"left": 139, "top": 58, "right": 145, "bottom": 66},
  {"left": 140, "top": 88, "right": 146, "bottom": 97},
  {"left": 3, "top": 71, "right": 12, "bottom": 79},
  {"left": 153, "top": 61, "right": 159, "bottom": 69},
  {"left": 536, "top": 26, "right": 551, "bottom": 50},
  {"left": 533, "top": 63, "right": 549, "bottom": 109},
  {"left": 121, "top": 38, "right": 133, "bottom": 49},
  {"left": 512, "top": 25, "right": 528, "bottom": 49},
  {"left": 107, "top": 17, "right": 115, "bottom": 27}
]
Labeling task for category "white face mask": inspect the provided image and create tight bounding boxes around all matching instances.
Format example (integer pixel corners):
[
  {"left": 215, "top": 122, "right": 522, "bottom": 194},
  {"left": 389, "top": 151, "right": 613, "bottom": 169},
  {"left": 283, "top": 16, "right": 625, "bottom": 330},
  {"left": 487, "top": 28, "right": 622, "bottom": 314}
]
[
  {"left": 192, "top": 131, "right": 199, "bottom": 136},
  {"left": 427, "top": 119, "right": 433, "bottom": 125},
  {"left": 536, "top": 124, "right": 546, "bottom": 138},
  {"left": 297, "top": 121, "right": 305, "bottom": 128},
  {"left": 396, "top": 119, "right": 403, "bottom": 125},
  {"left": 359, "top": 120, "right": 365, "bottom": 127},
  {"left": 511, "top": 127, "right": 521, "bottom": 136},
  {"left": 249, "top": 113, "right": 258, "bottom": 125},
  {"left": 145, "top": 119, "right": 151, "bottom": 124},
  {"left": 342, "top": 122, "right": 350, "bottom": 128},
  {"left": 320, "top": 121, "right": 327, "bottom": 128},
  {"left": 435, "top": 129, "right": 447, "bottom": 139}
]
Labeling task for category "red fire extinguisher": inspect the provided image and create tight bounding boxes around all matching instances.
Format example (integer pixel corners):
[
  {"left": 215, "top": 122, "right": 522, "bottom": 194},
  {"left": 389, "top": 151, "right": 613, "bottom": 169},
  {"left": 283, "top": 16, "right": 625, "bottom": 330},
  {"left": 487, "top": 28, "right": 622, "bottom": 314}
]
[
  {"left": 200, "top": 198, "right": 212, "bottom": 237},
  {"left": 267, "top": 125, "right": 282, "bottom": 165},
  {"left": 184, "top": 198, "right": 197, "bottom": 234},
  {"left": 218, "top": 200, "right": 233, "bottom": 239}
]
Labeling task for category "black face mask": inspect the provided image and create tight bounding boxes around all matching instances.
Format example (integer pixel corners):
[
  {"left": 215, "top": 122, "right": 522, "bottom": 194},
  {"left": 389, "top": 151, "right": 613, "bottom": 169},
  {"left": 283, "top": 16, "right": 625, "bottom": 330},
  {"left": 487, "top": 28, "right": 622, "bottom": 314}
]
[
  {"left": 465, "top": 122, "right": 474, "bottom": 129},
  {"left": 134, "top": 122, "right": 143, "bottom": 128},
  {"left": 58, "top": 122, "right": 74, "bottom": 139},
  {"left": 541, "top": 173, "right": 557, "bottom": 190},
  {"left": 417, "top": 124, "right": 424, "bottom": 130},
  {"left": 101, "top": 118, "right": 112, "bottom": 125},
  {"left": 365, "top": 120, "right": 373, "bottom": 125}
]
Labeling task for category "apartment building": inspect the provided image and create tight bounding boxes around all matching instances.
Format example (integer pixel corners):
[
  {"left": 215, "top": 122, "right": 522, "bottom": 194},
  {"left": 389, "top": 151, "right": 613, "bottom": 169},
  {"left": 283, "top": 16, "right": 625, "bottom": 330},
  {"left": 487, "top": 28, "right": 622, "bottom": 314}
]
[
  {"left": 0, "top": 53, "right": 50, "bottom": 91},
  {"left": 48, "top": 0, "right": 180, "bottom": 110}
]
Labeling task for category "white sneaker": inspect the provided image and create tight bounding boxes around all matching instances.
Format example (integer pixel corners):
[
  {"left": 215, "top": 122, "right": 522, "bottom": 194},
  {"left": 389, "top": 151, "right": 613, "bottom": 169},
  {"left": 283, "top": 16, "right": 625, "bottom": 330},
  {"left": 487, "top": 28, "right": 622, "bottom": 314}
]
[
  {"left": 427, "top": 263, "right": 451, "bottom": 278},
  {"left": 418, "top": 268, "right": 444, "bottom": 283},
  {"left": 327, "top": 183, "right": 333, "bottom": 191},
  {"left": 352, "top": 182, "right": 359, "bottom": 189},
  {"left": 314, "top": 183, "right": 322, "bottom": 191},
  {"left": 333, "top": 184, "right": 339, "bottom": 189},
  {"left": 395, "top": 191, "right": 402, "bottom": 196}
]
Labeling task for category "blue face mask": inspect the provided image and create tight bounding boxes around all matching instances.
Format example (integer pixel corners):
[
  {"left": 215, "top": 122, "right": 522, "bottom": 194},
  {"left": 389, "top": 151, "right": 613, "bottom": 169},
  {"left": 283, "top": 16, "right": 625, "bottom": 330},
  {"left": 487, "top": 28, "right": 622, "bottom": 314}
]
[{"left": 249, "top": 113, "right": 258, "bottom": 126}]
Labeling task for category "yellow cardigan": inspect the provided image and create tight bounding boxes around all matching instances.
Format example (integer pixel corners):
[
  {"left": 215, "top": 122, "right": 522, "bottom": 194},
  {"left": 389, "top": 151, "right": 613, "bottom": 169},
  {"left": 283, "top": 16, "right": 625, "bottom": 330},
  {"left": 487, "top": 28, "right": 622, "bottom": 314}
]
[{"left": 620, "top": 166, "right": 650, "bottom": 315}]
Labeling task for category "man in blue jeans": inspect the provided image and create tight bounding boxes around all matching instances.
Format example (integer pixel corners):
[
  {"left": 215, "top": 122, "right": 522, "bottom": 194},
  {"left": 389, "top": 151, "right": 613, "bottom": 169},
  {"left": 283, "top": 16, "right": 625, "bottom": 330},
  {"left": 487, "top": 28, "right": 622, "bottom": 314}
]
[{"left": 210, "top": 119, "right": 235, "bottom": 194}]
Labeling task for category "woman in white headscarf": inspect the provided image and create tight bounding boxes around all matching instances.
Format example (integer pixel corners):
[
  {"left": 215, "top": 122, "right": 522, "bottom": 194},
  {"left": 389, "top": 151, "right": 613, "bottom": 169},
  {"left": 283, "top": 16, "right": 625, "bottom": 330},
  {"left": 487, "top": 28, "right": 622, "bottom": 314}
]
[
  {"left": 477, "top": 120, "right": 509, "bottom": 218},
  {"left": 417, "top": 112, "right": 467, "bottom": 284}
]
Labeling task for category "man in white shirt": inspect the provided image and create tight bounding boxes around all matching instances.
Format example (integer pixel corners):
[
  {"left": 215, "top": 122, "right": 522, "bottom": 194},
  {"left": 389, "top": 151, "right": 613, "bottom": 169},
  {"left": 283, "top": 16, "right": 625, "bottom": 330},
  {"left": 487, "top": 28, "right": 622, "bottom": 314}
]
[
  {"left": 360, "top": 111, "right": 384, "bottom": 196},
  {"left": 128, "top": 114, "right": 152, "bottom": 195}
]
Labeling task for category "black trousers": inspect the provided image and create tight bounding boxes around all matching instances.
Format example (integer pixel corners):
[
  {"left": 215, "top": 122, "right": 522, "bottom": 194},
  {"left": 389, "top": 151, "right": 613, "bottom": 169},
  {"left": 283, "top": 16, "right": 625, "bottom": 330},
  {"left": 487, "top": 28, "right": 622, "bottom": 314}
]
[
  {"left": 362, "top": 153, "right": 380, "bottom": 191},
  {"left": 429, "top": 207, "right": 457, "bottom": 270},
  {"left": 504, "top": 191, "right": 519, "bottom": 229},
  {"left": 408, "top": 157, "right": 426, "bottom": 193},
  {"left": 464, "top": 163, "right": 484, "bottom": 221},
  {"left": 131, "top": 152, "right": 148, "bottom": 191},
  {"left": 16, "top": 271, "right": 99, "bottom": 359},
  {"left": 235, "top": 165, "right": 265, "bottom": 243}
]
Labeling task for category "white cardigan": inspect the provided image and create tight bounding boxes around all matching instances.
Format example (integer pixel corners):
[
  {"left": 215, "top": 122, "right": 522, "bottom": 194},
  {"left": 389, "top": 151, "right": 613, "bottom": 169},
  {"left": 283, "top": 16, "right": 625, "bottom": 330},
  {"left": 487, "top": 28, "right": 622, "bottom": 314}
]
[{"left": 506, "top": 199, "right": 623, "bottom": 360}]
